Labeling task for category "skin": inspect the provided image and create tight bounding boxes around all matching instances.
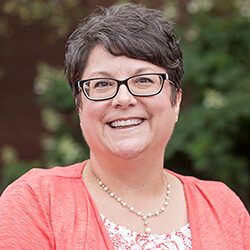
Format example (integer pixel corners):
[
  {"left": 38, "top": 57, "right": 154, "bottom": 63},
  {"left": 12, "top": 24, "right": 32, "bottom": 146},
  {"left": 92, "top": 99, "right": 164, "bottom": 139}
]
[{"left": 80, "top": 45, "right": 187, "bottom": 234}]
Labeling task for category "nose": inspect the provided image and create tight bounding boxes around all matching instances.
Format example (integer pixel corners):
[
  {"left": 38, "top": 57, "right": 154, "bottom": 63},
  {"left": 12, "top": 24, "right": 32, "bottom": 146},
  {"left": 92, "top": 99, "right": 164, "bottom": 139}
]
[{"left": 111, "top": 84, "right": 137, "bottom": 109}]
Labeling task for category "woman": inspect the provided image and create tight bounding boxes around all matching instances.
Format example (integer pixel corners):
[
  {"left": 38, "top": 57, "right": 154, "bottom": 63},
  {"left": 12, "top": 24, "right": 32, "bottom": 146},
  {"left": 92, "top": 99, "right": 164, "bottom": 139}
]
[{"left": 0, "top": 4, "right": 249, "bottom": 249}]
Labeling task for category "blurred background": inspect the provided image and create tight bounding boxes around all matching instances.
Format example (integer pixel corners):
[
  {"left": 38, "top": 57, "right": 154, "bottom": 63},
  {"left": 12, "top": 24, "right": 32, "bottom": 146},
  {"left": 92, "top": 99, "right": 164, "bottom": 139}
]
[{"left": 0, "top": 0, "right": 249, "bottom": 210}]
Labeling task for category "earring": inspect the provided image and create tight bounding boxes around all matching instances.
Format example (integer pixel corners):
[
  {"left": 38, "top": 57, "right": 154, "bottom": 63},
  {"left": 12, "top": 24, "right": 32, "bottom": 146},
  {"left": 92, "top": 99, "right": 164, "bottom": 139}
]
[{"left": 175, "top": 116, "right": 179, "bottom": 122}]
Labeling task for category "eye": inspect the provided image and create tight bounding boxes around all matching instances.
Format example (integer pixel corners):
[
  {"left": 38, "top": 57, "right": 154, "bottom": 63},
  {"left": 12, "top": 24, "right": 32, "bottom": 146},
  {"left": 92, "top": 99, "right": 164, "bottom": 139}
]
[
  {"left": 93, "top": 80, "right": 113, "bottom": 88},
  {"left": 133, "top": 76, "right": 154, "bottom": 87}
]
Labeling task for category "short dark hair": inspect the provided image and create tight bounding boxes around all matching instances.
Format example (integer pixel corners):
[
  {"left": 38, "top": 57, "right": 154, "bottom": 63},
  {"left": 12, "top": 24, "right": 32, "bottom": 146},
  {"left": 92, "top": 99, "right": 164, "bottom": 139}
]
[{"left": 65, "top": 3, "right": 183, "bottom": 105}]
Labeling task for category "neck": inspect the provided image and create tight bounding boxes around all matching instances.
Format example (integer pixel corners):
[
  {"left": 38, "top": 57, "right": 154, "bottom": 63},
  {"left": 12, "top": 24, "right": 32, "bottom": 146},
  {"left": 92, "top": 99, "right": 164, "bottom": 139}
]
[{"left": 86, "top": 149, "right": 166, "bottom": 196}]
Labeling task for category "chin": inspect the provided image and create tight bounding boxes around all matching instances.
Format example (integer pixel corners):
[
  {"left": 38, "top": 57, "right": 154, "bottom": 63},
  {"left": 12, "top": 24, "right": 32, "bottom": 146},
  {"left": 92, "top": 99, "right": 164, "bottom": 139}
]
[
  {"left": 114, "top": 150, "right": 142, "bottom": 159},
  {"left": 109, "top": 142, "right": 148, "bottom": 160}
]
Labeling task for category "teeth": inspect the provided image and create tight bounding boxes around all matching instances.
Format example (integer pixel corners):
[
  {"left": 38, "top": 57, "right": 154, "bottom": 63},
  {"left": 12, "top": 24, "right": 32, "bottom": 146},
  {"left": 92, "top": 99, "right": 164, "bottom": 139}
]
[{"left": 110, "top": 118, "right": 143, "bottom": 128}]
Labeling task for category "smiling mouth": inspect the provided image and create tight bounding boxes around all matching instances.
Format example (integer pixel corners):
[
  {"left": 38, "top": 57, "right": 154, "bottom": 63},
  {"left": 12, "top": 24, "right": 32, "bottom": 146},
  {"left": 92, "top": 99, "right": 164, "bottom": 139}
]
[{"left": 108, "top": 118, "right": 144, "bottom": 129}]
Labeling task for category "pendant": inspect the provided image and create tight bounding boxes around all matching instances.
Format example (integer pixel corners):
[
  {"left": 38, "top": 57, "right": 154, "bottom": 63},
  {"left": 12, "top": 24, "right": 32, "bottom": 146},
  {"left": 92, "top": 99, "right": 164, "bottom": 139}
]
[{"left": 145, "top": 227, "right": 151, "bottom": 234}]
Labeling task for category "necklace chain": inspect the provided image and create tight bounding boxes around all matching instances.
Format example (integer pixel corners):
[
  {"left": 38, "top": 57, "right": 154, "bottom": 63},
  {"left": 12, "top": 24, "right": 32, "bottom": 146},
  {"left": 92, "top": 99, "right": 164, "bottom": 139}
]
[{"left": 97, "top": 176, "right": 171, "bottom": 234}]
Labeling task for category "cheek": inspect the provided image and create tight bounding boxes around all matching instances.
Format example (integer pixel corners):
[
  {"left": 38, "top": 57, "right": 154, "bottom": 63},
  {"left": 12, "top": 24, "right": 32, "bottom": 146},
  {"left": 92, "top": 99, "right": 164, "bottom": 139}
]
[
  {"left": 79, "top": 97, "right": 102, "bottom": 123},
  {"left": 148, "top": 92, "right": 175, "bottom": 120},
  {"left": 79, "top": 110, "right": 101, "bottom": 149},
  {"left": 158, "top": 88, "right": 178, "bottom": 120},
  {"left": 79, "top": 103, "right": 94, "bottom": 135},
  {"left": 148, "top": 94, "right": 177, "bottom": 136},
  {"left": 79, "top": 100, "right": 106, "bottom": 138}
]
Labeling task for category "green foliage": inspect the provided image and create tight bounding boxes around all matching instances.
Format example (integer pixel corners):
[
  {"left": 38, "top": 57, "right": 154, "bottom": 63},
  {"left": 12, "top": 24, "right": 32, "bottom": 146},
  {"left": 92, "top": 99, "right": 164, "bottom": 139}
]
[
  {"left": 35, "top": 64, "right": 74, "bottom": 111},
  {"left": 0, "top": 146, "right": 40, "bottom": 192},
  {"left": 166, "top": 13, "right": 250, "bottom": 208},
  {"left": 34, "top": 64, "right": 89, "bottom": 166}
]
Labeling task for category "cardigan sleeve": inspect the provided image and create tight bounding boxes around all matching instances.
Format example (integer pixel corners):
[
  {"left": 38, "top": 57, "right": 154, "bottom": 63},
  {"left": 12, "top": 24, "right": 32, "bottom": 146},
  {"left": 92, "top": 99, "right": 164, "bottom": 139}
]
[
  {"left": 238, "top": 196, "right": 250, "bottom": 249},
  {"left": 219, "top": 182, "right": 250, "bottom": 249},
  {"left": 240, "top": 206, "right": 250, "bottom": 249},
  {"left": 0, "top": 181, "right": 55, "bottom": 249},
  {"left": 181, "top": 174, "right": 250, "bottom": 250},
  {"left": 214, "top": 182, "right": 250, "bottom": 249}
]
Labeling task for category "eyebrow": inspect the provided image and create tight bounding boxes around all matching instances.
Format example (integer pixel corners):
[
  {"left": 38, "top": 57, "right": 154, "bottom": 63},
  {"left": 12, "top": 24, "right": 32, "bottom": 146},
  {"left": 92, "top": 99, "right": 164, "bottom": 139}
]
[{"left": 83, "top": 67, "right": 161, "bottom": 79}]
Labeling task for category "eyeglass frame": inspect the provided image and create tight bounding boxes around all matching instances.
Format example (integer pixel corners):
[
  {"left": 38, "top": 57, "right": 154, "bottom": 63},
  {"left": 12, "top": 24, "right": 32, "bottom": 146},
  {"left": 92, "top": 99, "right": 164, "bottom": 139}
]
[{"left": 76, "top": 73, "right": 176, "bottom": 101}]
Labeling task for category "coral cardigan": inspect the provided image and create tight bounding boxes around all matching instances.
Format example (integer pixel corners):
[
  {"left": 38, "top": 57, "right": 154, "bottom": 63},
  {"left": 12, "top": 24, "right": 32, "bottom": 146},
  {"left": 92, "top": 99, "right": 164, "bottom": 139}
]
[{"left": 0, "top": 161, "right": 249, "bottom": 249}]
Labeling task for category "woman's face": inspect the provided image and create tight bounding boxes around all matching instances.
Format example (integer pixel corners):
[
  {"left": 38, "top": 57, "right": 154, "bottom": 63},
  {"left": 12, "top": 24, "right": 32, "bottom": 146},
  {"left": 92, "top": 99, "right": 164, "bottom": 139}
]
[{"left": 79, "top": 45, "right": 181, "bottom": 159}]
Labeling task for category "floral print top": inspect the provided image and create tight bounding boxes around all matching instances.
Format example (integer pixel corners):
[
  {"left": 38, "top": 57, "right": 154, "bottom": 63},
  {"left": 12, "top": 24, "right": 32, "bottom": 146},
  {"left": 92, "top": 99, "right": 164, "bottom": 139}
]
[{"left": 101, "top": 215, "right": 192, "bottom": 249}]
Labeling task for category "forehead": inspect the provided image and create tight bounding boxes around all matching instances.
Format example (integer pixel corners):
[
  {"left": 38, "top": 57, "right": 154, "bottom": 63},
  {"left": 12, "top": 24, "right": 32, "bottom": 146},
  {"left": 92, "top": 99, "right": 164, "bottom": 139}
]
[{"left": 81, "top": 45, "right": 166, "bottom": 80}]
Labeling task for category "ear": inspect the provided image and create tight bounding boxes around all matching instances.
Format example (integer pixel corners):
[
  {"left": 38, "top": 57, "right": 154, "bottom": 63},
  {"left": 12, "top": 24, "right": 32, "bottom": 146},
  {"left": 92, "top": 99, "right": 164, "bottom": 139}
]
[
  {"left": 75, "top": 93, "right": 83, "bottom": 114},
  {"left": 174, "top": 91, "right": 182, "bottom": 122},
  {"left": 77, "top": 102, "right": 83, "bottom": 129},
  {"left": 76, "top": 99, "right": 81, "bottom": 113}
]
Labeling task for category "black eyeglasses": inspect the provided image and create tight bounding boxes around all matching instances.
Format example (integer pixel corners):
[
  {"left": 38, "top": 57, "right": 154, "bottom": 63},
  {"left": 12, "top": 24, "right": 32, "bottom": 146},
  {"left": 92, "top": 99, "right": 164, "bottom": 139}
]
[{"left": 76, "top": 73, "right": 172, "bottom": 101}]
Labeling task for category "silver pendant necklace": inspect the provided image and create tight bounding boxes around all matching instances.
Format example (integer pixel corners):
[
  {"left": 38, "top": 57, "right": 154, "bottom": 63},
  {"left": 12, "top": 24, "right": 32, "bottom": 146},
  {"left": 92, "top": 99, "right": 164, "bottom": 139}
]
[{"left": 96, "top": 176, "right": 171, "bottom": 234}]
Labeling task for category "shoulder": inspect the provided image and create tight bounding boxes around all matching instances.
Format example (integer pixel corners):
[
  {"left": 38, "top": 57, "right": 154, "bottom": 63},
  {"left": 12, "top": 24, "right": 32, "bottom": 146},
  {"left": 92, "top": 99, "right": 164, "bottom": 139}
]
[
  {"left": 172, "top": 172, "right": 250, "bottom": 248},
  {"left": 174, "top": 171, "right": 236, "bottom": 197},
  {"left": 1, "top": 161, "right": 87, "bottom": 200},
  {"left": 171, "top": 171, "right": 248, "bottom": 214},
  {"left": 18, "top": 161, "right": 84, "bottom": 180},
  {"left": 0, "top": 161, "right": 88, "bottom": 249}
]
